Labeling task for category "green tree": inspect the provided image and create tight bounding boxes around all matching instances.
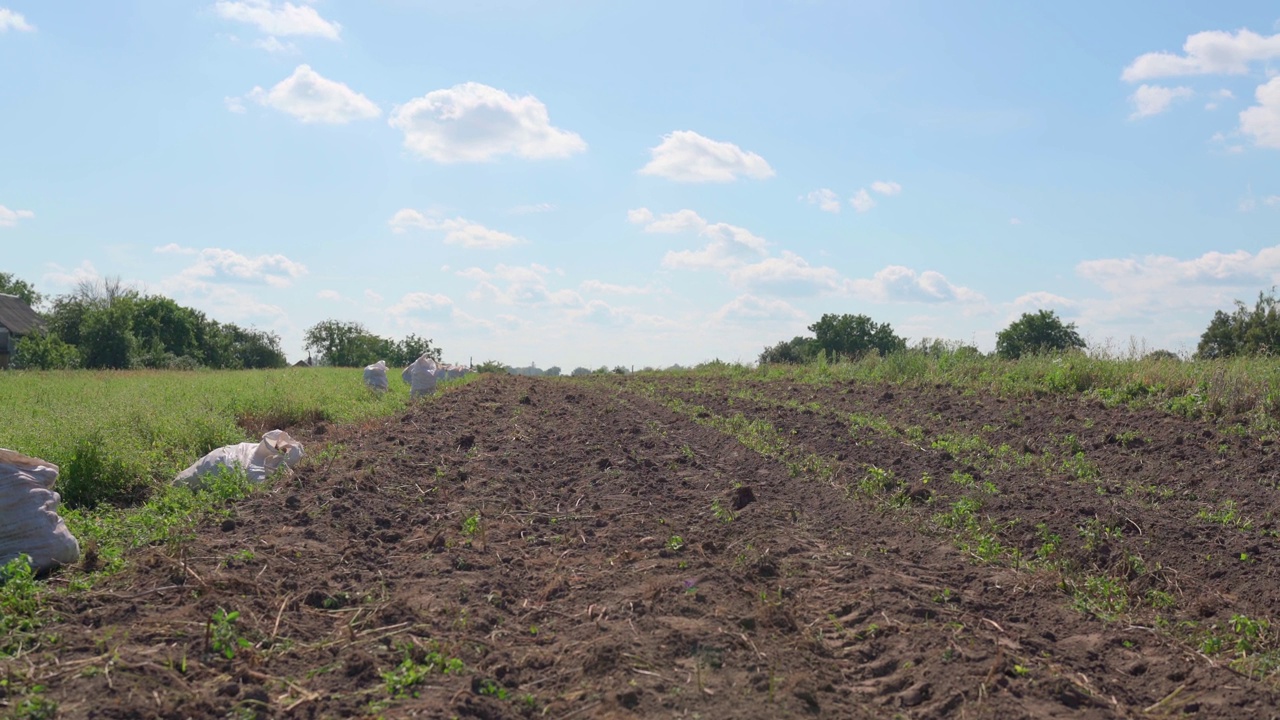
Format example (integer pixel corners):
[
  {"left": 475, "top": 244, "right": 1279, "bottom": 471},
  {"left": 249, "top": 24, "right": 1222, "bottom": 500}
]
[
  {"left": 808, "top": 313, "right": 905, "bottom": 360},
  {"left": 758, "top": 336, "right": 817, "bottom": 365},
  {"left": 11, "top": 330, "right": 80, "bottom": 369},
  {"left": 0, "top": 272, "right": 42, "bottom": 308},
  {"left": 570, "top": 367, "right": 590, "bottom": 377},
  {"left": 1197, "top": 291, "right": 1280, "bottom": 359},
  {"left": 390, "top": 334, "right": 442, "bottom": 366},
  {"left": 79, "top": 303, "right": 138, "bottom": 369},
  {"left": 473, "top": 360, "right": 507, "bottom": 373},
  {"left": 996, "top": 310, "right": 1085, "bottom": 359},
  {"left": 544, "top": 366, "right": 562, "bottom": 377},
  {"left": 303, "top": 320, "right": 387, "bottom": 367}
]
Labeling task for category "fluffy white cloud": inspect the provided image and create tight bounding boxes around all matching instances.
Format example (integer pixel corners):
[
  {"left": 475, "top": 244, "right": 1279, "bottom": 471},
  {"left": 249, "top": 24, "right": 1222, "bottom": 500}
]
[
  {"left": 638, "top": 131, "right": 774, "bottom": 183},
  {"left": 247, "top": 65, "right": 380, "bottom": 124},
  {"left": 850, "top": 189, "right": 876, "bottom": 212},
  {"left": 1077, "top": 246, "right": 1280, "bottom": 294},
  {"left": 156, "top": 244, "right": 308, "bottom": 287},
  {"left": 870, "top": 180, "right": 902, "bottom": 196},
  {"left": 457, "top": 264, "right": 582, "bottom": 307},
  {"left": 1205, "top": 88, "right": 1236, "bottom": 110},
  {"left": 0, "top": 205, "right": 34, "bottom": 227},
  {"left": 254, "top": 36, "right": 297, "bottom": 54},
  {"left": 1128, "top": 84, "right": 1193, "bottom": 119},
  {"left": 1122, "top": 29, "right": 1280, "bottom": 81},
  {"left": 0, "top": 8, "right": 34, "bottom": 32},
  {"left": 711, "top": 295, "right": 805, "bottom": 323},
  {"left": 213, "top": 1, "right": 341, "bottom": 40},
  {"left": 1009, "top": 217, "right": 1023, "bottom": 225},
  {"left": 1240, "top": 77, "right": 1280, "bottom": 149},
  {"left": 224, "top": 96, "right": 246, "bottom": 114},
  {"left": 388, "top": 210, "right": 525, "bottom": 249},
  {"left": 628, "top": 207, "right": 767, "bottom": 271},
  {"left": 388, "top": 82, "right": 586, "bottom": 163},
  {"left": 42, "top": 261, "right": 101, "bottom": 289},
  {"left": 729, "top": 252, "right": 844, "bottom": 296},
  {"left": 388, "top": 291, "right": 455, "bottom": 320},
  {"left": 848, "top": 266, "right": 984, "bottom": 304},
  {"left": 803, "top": 188, "right": 841, "bottom": 213}
]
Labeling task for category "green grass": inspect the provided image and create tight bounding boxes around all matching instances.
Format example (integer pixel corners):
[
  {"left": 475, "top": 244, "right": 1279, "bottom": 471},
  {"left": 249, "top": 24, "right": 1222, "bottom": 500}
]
[{"left": 0, "top": 367, "right": 452, "bottom": 508}]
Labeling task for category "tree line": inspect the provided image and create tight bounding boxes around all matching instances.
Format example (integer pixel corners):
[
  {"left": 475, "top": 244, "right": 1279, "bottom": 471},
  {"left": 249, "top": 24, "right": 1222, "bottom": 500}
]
[{"left": 759, "top": 290, "right": 1280, "bottom": 365}]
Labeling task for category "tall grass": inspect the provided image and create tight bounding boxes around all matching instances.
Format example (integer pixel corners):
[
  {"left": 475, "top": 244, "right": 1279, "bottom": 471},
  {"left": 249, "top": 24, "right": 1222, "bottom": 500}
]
[
  {"left": 678, "top": 351, "right": 1280, "bottom": 426},
  {"left": 0, "top": 367, "right": 418, "bottom": 507}
]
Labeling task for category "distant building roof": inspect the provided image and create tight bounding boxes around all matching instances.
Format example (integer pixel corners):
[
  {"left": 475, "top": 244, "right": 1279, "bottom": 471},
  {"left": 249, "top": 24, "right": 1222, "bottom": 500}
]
[{"left": 0, "top": 294, "right": 44, "bottom": 336}]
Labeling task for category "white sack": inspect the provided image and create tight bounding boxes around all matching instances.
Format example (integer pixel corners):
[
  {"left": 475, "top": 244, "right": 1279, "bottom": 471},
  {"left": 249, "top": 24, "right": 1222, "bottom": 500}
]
[
  {"left": 402, "top": 355, "right": 439, "bottom": 398},
  {"left": 363, "top": 360, "right": 389, "bottom": 391},
  {"left": 174, "top": 430, "right": 304, "bottom": 489},
  {"left": 0, "top": 449, "right": 80, "bottom": 572}
]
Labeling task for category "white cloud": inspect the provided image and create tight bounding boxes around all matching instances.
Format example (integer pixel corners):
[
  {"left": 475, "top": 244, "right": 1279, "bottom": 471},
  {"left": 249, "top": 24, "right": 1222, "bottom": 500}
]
[
  {"left": 213, "top": 1, "right": 341, "bottom": 40},
  {"left": 508, "top": 203, "right": 555, "bottom": 215},
  {"left": 224, "top": 96, "right": 247, "bottom": 114},
  {"left": 388, "top": 291, "right": 455, "bottom": 320},
  {"left": 364, "top": 289, "right": 383, "bottom": 304},
  {"left": 456, "top": 263, "right": 582, "bottom": 307},
  {"left": 580, "top": 280, "right": 660, "bottom": 295},
  {"left": 1265, "top": 195, "right": 1280, "bottom": 206},
  {"left": 850, "top": 189, "right": 876, "bottom": 212},
  {"left": 248, "top": 65, "right": 380, "bottom": 124},
  {"left": 711, "top": 295, "right": 806, "bottom": 323},
  {"left": 628, "top": 208, "right": 767, "bottom": 271},
  {"left": 0, "top": 8, "right": 34, "bottom": 32},
  {"left": 1077, "top": 247, "right": 1280, "bottom": 295},
  {"left": 1122, "top": 29, "right": 1280, "bottom": 81},
  {"left": 729, "top": 252, "right": 844, "bottom": 297},
  {"left": 42, "top": 261, "right": 100, "bottom": 289},
  {"left": 254, "top": 35, "right": 297, "bottom": 54},
  {"left": 1206, "top": 88, "right": 1237, "bottom": 110},
  {"left": 388, "top": 210, "right": 525, "bottom": 249},
  {"left": 388, "top": 82, "right": 586, "bottom": 163},
  {"left": 638, "top": 130, "right": 774, "bottom": 183},
  {"left": 1009, "top": 217, "right": 1023, "bottom": 225},
  {"left": 1128, "top": 84, "right": 1193, "bottom": 119},
  {"left": 156, "top": 244, "right": 308, "bottom": 287},
  {"left": 1011, "top": 291, "right": 1077, "bottom": 311},
  {"left": 803, "top": 188, "right": 841, "bottom": 213},
  {"left": 1240, "top": 77, "right": 1280, "bottom": 149},
  {"left": 316, "top": 289, "right": 344, "bottom": 301},
  {"left": 0, "top": 205, "right": 34, "bottom": 227},
  {"left": 848, "top": 266, "right": 984, "bottom": 304},
  {"left": 870, "top": 180, "right": 902, "bottom": 196}
]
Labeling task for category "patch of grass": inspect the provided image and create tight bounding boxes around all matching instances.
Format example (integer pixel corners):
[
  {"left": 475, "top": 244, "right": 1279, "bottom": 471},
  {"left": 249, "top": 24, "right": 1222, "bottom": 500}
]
[
  {"left": 1197, "top": 500, "right": 1254, "bottom": 531},
  {"left": 381, "top": 642, "right": 465, "bottom": 698}
]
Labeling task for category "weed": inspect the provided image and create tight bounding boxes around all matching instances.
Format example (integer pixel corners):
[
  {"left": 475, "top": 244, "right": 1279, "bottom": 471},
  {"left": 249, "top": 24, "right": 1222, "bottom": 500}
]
[
  {"left": 1197, "top": 500, "right": 1254, "bottom": 530},
  {"left": 207, "top": 607, "right": 251, "bottom": 660},
  {"left": 666, "top": 535, "right": 685, "bottom": 552},
  {"left": 711, "top": 499, "right": 735, "bottom": 523},
  {"left": 381, "top": 643, "right": 464, "bottom": 698},
  {"left": 461, "top": 512, "right": 481, "bottom": 537}
]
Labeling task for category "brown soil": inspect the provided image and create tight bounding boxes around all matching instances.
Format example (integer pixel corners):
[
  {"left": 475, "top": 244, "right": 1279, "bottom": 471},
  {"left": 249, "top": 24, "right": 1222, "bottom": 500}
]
[{"left": 7, "top": 374, "right": 1280, "bottom": 718}]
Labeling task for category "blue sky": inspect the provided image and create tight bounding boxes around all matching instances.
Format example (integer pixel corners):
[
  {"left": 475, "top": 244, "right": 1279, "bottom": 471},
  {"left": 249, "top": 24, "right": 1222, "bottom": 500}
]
[{"left": 2, "top": 1, "right": 1278, "bottom": 367}]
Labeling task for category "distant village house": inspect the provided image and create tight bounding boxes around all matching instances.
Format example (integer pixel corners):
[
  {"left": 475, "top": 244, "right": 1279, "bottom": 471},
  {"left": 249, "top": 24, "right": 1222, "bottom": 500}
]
[{"left": 0, "top": 293, "right": 45, "bottom": 369}]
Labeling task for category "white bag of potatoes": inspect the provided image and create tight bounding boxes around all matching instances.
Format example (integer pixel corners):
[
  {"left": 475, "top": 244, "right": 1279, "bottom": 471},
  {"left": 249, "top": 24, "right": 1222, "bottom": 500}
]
[
  {"left": 0, "top": 449, "right": 80, "bottom": 572},
  {"left": 174, "top": 430, "right": 304, "bottom": 489}
]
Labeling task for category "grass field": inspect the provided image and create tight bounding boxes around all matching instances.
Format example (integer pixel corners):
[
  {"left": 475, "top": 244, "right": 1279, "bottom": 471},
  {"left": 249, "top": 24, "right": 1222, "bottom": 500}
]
[{"left": 0, "top": 367, "right": 418, "bottom": 508}]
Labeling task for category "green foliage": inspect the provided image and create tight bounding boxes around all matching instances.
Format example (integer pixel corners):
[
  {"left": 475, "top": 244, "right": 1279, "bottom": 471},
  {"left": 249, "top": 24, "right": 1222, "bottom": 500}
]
[
  {"left": 303, "top": 319, "right": 436, "bottom": 368},
  {"left": 11, "top": 331, "right": 80, "bottom": 370},
  {"left": 207, "top": 607, "right": 250, "bottom": 659},
  {"left": 0, "top": 272, "right": 43, "bottom": 307},
  {"left": 996, "top": 310, "right": 1085, "bottom": 359},
  {"left": 808, "top": 313, "right": 906, "bottom": 360},
  {"left": 79, "top": 301, "right": 139, "bottom": 369},
  {"left": 0, "top": 555, "right": 43, "bottom": 655},
  {"left": 1198, "top": 290, "right": 1280, "bottom": 359},
  {"left": 381, "top": 644, "right": 464, "bottom": 698},
  {"left": 570, "top": 367, "right": 590, "bottom": 377},
  {"left": 473, "top": 360, "right": 507, "bottom": 374},
  {"left": 543, "top": 366, "right": 562, "bottom": 377},
  {"left": 758, "top": 336, "right": 817, "bottom": 365},
  {"left": 0, "top": 367, "right": 417, "bottom": 509}
]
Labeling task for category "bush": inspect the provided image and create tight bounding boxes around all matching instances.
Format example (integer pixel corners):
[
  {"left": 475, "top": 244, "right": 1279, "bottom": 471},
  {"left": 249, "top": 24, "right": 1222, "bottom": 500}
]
[
  {"left": 996, "top": 310, "right": 1085, "bottom": 359},
  {"left": 809, "top": 313, "right": 906, "bottom": 360},
  {"left": 11, "top": 331, "right": 80, "bottom": 370},
  {"left": 759, "top": 336, "right": 817, "bottom": 365}
]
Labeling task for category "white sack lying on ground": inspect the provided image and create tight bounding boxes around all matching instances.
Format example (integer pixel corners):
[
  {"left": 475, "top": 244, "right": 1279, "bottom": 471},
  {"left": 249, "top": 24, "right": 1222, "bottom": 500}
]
[
  {"left": 174, "top": 430, "right": 304, "bottom": 489},
  {"left": 0, "top": 449, "right": 80, "bottom": 572},
  {"left": 402, "top": 355, "right": 439, "bottom": 398},
  {"left": 363, "top": 360, "right": 389, "bottom": 391}
]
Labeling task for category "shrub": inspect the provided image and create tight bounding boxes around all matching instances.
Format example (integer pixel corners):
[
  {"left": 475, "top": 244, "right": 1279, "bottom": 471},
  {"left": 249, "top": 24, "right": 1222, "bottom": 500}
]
[{"left": 996, "top": 310, "right": 1085, "bottom": 359}]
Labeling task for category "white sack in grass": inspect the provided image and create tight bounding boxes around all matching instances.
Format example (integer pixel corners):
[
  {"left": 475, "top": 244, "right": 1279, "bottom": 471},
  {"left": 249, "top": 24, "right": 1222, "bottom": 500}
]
[
  {"left": 402, "top": 355, "right": 439, "bottom": 398},
  {"left": 0, "top": 449, "right": 80, "bottom": 572},
  {"left": 174, "top": 430, "right": 304, "bottom": 489},
  {"left": 363, "top": 360, "right": 389, "bottom": 392}
]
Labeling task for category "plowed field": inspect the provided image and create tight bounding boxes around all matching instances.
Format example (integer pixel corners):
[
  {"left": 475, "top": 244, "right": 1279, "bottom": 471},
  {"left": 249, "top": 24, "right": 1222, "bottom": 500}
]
[{"left": 9, "top": 374, "right": 1280, "bottom": 718}]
